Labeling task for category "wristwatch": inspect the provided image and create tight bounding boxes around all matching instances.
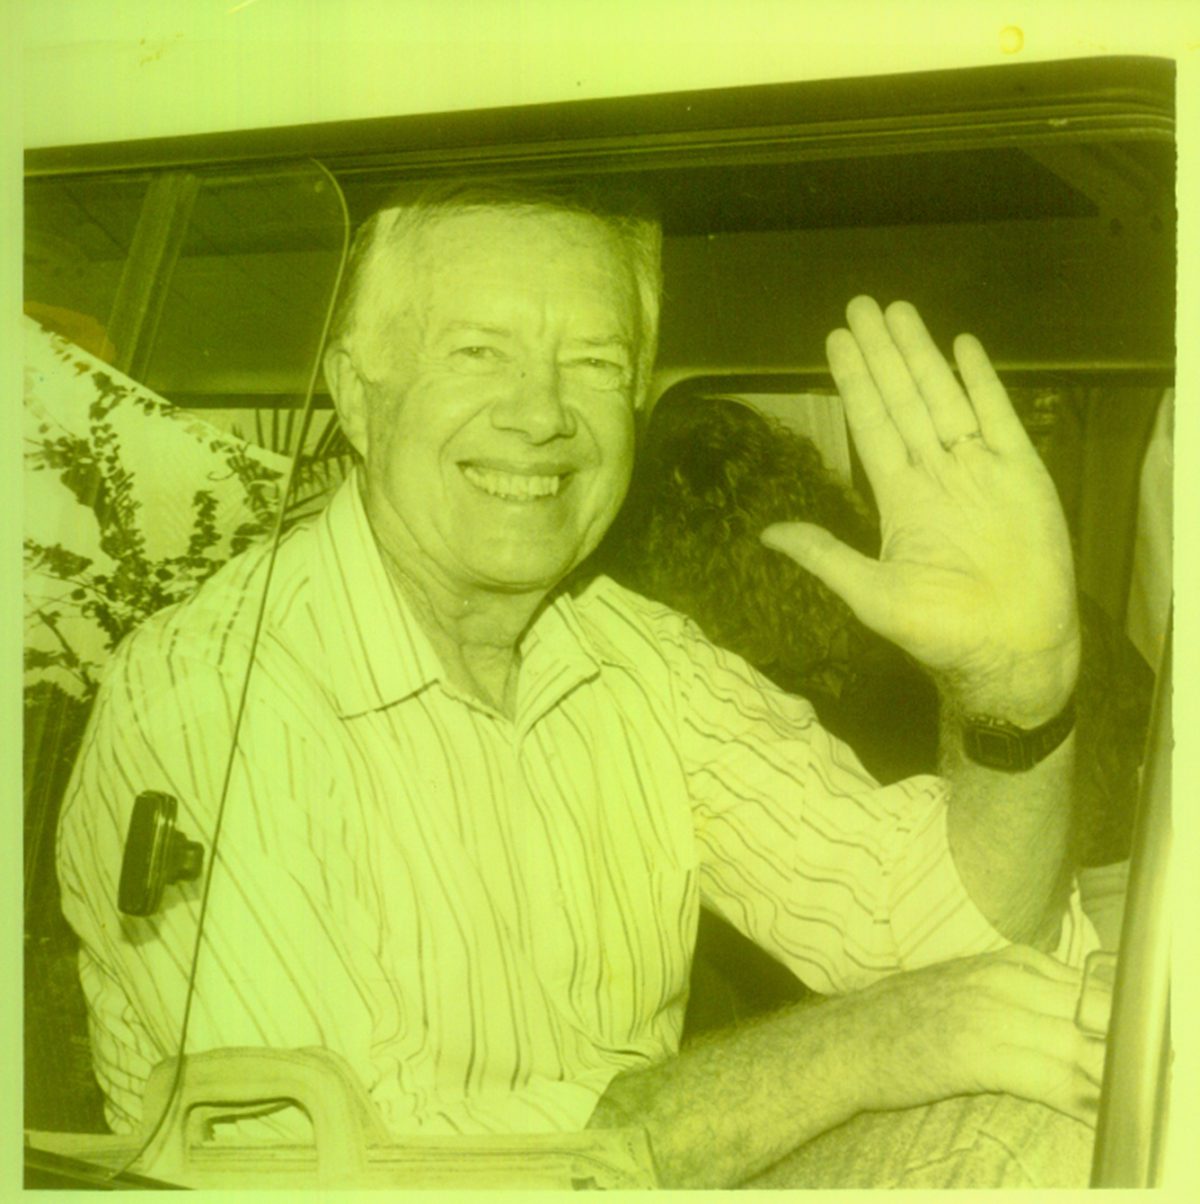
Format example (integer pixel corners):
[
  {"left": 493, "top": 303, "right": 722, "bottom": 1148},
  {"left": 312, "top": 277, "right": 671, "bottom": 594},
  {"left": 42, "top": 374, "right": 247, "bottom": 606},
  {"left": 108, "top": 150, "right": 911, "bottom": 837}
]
[{"left": 961, "top": 695, "right": 1076, "bottom": 772}]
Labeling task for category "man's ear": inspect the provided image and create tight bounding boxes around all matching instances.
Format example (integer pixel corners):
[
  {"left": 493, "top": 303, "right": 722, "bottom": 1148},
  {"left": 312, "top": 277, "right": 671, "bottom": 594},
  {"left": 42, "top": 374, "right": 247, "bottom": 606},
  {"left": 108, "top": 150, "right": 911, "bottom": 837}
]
[{"left": 324, "top": 346, "right": 370, "bottom": 458}]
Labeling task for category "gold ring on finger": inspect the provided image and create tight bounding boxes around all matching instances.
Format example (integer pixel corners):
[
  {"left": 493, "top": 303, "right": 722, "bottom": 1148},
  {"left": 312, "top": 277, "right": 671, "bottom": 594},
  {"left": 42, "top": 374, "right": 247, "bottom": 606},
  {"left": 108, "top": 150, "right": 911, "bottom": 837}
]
[{"left": 943, "top": 430, "right": 986, "bottom": 453}]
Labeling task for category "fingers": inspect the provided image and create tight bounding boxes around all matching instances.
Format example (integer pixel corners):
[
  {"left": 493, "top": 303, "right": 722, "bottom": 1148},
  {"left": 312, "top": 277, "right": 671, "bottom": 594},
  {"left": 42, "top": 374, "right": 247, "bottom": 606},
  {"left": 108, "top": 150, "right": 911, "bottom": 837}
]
[
  {"left": 760, "top": 521, "right": 887, "bottom": 631},
  {"left": 829, "top": 296, "right": 1027, "bottom": 468},
  {"left": 865, "top": 955, "right": 1108, "bottom": 1121},
  {"left": 1013, "top": 1015, "right": 1107, "bottom": 1097},
  {"left": 999, "top": 1037, "right": 1103, "bottom": 1125},
  {"left": 953, "top": 333, "right": 1030, "bottom": 456},
  {"left": 883, "top": 301, "right": 981, "bottom": 446},
  {"left": 1075, "top": 954, "right": 1116, "bottom": 1037},
  {"left": 976, "top": 952, "right": 1109, "bottom": 1117},
  {"left": 981, "top": 948, "right": 1096, "bottom": 1036},
  {"left": 996, "top": 943, "right": 1081, "bottom": 987},
  {"left": 843, "top": 297, "right": 942, "bottom": 465},
  {"left": 825, "top": 326, "right": 909, "bottom": 480},
  {"left": 1077, "top": 1033, "right": 1109, "bottom": 1087}
]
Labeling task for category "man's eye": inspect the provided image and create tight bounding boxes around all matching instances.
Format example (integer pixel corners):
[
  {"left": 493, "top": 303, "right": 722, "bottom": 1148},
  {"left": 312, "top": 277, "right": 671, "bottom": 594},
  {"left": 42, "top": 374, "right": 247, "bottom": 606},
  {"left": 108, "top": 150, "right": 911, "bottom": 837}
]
[
  {"left": 449, "top": 345, "right": 507, "bottom": 373},
  {"left": 565, "top": 357, "right": 629, "bottom": 387}
]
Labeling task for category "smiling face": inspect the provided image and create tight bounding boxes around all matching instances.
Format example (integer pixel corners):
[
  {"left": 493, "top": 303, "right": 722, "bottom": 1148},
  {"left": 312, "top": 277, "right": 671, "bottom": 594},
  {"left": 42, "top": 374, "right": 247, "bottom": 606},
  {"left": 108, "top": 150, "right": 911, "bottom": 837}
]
[{"left": 333, "top": 206, "right": 644, "bottom": 604}]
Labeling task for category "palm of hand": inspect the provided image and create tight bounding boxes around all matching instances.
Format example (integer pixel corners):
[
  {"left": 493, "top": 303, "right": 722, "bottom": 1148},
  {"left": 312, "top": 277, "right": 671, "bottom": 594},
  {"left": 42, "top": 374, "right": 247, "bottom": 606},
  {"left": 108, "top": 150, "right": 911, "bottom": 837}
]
[
  {"left": 869, "top": 446, "right": 1076, "bottom": 693},
  {"left": 763, "top": 297, "right": 1079, "bottom": 720}
]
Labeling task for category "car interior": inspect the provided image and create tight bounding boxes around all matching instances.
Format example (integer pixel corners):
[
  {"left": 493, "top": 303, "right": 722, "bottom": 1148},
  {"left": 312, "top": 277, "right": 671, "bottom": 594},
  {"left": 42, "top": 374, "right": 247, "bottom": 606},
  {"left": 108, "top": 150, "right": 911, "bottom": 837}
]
[{"left": 22, "top": 54, "right": 1173, "bottom": 1188}]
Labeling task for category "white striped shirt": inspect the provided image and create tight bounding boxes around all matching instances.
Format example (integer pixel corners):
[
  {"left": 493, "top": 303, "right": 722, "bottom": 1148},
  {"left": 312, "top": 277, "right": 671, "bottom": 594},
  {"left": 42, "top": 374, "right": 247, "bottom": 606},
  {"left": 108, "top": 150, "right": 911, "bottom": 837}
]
[{"left": 57, "top": 476, "right": 1095, "bottom": 1137}]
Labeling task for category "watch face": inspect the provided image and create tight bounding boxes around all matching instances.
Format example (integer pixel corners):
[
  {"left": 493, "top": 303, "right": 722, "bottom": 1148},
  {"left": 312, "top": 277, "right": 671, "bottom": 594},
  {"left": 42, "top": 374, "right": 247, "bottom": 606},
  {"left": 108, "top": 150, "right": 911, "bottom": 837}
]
[
  {"left": 962, "top": 700, "right": 1076, "bottom": 773},
  {"left": 963, "top": 724, "right": 1028, "bottom": 772}
]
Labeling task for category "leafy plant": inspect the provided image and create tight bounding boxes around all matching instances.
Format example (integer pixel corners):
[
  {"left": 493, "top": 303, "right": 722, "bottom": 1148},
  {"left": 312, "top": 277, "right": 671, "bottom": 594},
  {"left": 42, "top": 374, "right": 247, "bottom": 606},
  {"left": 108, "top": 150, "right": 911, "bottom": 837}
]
[{"left": 24, "top": 359, "right": 288, "bottom": 699}]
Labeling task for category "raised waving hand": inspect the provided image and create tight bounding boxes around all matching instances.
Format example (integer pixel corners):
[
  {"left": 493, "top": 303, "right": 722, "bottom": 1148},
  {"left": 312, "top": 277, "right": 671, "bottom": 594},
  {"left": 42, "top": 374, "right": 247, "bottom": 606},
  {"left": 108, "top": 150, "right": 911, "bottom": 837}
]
[{"left": 763, "top": 296, "right": 1078, "bottom": 724}]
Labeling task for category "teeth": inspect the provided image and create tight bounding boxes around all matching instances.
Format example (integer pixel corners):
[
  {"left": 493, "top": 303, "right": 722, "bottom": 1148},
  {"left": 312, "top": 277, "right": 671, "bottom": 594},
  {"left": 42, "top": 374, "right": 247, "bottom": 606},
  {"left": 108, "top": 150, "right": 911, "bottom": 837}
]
[{"left": 462, "top": 465, "right": 564, "bottom": 500}]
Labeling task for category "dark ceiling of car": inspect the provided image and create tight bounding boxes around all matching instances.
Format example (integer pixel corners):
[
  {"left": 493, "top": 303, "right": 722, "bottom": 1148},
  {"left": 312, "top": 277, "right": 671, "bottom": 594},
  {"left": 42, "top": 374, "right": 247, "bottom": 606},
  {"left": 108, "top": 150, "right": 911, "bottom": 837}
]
[
  {"left": 27, "top": 134, "right": 1174, "bottom": 258},
  {"left": 24, "top": 55, "right": 1176, "bottom": 393}
]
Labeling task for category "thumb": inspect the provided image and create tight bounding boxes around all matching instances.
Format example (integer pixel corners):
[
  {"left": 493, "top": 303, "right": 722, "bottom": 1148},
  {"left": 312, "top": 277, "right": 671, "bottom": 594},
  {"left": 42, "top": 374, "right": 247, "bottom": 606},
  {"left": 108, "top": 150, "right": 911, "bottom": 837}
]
[{"left": 760, "top": 521, "right": 884, "bottom": 623}]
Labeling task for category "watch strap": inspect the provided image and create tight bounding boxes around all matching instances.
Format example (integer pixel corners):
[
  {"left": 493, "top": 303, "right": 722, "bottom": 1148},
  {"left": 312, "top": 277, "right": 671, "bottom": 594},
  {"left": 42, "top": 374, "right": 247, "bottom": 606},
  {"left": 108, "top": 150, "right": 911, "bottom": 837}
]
[{"left": 961, "top": 694, "right": 1076, "bottom": 772}]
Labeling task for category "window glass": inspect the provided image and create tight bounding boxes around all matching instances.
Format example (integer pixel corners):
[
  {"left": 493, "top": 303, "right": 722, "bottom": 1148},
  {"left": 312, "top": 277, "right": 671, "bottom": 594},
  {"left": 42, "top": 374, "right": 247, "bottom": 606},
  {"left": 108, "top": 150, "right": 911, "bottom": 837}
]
[{"left": 23, "top": 161, "right": 349, "bottom": 1145}]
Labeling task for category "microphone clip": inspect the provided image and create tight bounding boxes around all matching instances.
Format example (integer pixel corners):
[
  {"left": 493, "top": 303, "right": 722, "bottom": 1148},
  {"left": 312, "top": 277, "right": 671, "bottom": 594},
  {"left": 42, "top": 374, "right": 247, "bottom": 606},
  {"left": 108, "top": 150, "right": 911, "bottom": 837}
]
[{"left": 118, "top": 791, "right": 205, "bottom": 917}]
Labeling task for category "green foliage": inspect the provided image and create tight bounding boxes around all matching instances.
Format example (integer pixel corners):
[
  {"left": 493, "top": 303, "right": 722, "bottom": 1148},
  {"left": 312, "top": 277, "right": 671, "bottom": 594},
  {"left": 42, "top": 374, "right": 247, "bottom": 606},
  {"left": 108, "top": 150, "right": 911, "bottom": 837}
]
[{"left": 24, "top": 368, "right": 286, "bottom": 700}]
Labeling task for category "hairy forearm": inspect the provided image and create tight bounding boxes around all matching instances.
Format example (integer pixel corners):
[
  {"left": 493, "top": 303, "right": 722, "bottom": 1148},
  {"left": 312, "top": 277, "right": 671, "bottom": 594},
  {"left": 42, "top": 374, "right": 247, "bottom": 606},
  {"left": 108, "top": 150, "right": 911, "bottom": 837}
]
[
  {"left": 939, "top": 697, "right": 1076, "bottom": 949},
  {"left": 587, "top": 993, "right": 876, "bottom": 1188}
]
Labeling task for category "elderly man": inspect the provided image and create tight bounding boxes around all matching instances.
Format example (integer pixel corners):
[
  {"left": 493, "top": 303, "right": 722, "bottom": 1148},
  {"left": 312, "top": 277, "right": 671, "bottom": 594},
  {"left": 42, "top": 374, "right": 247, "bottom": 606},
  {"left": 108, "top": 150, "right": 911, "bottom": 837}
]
[{"left": 58, "top": 180, "right": 1101, "bottom": 1188}]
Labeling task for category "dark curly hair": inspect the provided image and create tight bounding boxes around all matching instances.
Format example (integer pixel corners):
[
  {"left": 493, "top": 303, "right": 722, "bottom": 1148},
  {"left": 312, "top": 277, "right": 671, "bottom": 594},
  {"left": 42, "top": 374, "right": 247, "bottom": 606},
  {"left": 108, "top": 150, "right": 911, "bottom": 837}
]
[
  {"left": 598, "top": 391, "right": 1151, "bottom": 861},
  {"left": 599, "top": 394, "right": 877, "bottom": 695}
]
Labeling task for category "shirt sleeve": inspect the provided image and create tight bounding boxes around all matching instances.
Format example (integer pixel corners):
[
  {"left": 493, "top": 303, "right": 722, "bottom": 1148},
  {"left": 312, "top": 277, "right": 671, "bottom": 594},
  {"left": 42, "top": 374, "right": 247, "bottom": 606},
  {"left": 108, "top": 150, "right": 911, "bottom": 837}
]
[{"left": 662, "top": 619, "right": 1097, "bottom": 993}]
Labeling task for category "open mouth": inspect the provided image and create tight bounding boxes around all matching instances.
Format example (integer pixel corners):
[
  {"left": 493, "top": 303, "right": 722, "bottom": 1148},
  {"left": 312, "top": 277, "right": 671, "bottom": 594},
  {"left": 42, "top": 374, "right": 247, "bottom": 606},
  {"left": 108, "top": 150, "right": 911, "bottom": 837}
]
[{"left": 461, "top": 464, "right": 569, "bottom": 501}]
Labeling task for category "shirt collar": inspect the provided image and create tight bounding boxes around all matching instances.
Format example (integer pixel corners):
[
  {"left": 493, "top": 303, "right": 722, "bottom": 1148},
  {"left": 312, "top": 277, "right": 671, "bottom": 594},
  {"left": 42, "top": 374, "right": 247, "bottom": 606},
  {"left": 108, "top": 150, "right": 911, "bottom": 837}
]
[
  {"left": 312, "top": 475, "right": 633, "bottom": 721},
  {"left": 313, "top": 474, "right": 445, "bottom": 717}
]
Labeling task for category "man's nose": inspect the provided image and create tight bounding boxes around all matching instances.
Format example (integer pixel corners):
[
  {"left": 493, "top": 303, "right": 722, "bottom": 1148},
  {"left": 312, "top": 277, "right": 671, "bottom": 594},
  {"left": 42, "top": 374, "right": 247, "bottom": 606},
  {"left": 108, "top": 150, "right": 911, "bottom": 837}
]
[{"left": 490, "top": 363, "right": 576, "bottom": 441}]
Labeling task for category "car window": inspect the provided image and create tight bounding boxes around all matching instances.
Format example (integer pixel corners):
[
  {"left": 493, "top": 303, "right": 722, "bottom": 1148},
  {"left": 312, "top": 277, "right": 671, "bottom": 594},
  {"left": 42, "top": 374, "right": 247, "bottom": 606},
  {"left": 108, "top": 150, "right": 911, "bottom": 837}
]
[{"left": 21, "top": 56, "right": 1174, "bottom": 1189}]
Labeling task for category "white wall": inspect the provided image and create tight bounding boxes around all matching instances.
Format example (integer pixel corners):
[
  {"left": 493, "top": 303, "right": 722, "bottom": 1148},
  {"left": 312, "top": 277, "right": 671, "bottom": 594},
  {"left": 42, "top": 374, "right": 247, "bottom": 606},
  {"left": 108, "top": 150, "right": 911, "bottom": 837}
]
[{"left": 20, "top": 0, "right": 1195, "bottom": 149}]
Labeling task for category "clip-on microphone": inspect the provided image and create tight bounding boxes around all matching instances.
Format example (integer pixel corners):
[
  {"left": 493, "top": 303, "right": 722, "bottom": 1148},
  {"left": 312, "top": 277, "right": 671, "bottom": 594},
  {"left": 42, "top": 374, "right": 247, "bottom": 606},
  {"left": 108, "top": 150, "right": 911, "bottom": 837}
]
[{"left": 117, "top": 792, "right": 205, "bottom": 917}]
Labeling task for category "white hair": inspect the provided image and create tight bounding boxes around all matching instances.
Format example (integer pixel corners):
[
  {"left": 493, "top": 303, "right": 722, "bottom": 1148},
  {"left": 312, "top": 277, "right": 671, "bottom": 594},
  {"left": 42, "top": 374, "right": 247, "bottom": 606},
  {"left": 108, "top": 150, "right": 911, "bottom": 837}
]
[{"left": 326, "top": 178, "right": 663, "bottom": 403}]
